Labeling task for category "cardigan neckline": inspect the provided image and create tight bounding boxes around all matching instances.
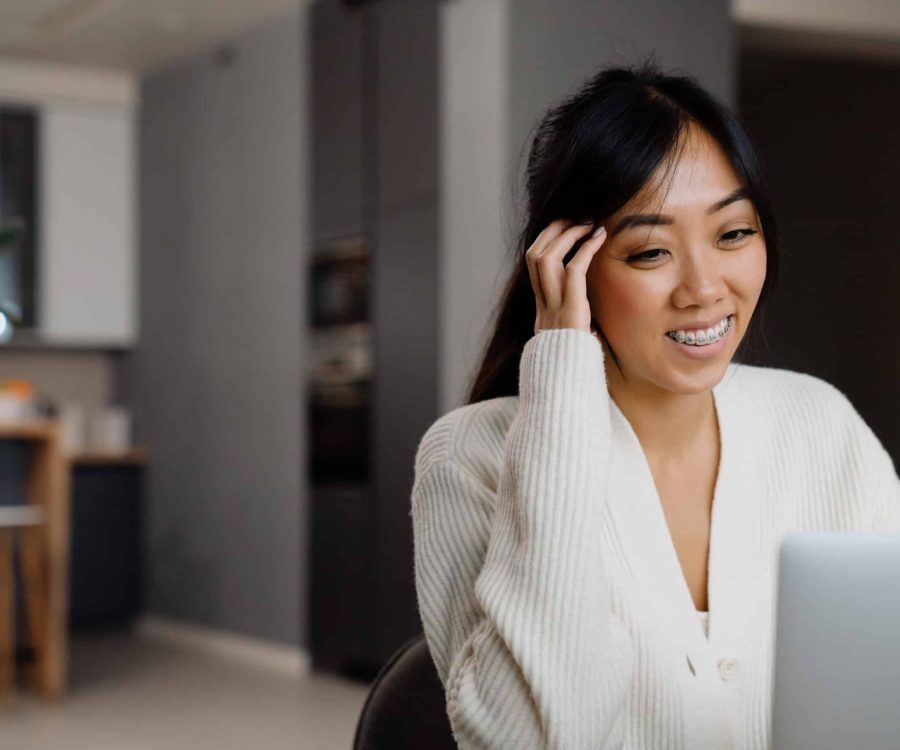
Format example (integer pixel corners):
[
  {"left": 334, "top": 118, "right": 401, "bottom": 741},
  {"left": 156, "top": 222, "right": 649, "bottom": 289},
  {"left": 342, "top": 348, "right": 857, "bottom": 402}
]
[{"left": 605, "top": 362, "right": 765, "bottom": 661}]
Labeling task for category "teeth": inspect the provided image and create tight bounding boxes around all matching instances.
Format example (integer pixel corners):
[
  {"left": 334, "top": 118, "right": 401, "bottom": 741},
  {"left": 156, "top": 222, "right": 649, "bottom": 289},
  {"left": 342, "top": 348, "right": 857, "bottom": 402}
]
[{"left": 667, "top": 315, "right": 732, "bottom": 346}]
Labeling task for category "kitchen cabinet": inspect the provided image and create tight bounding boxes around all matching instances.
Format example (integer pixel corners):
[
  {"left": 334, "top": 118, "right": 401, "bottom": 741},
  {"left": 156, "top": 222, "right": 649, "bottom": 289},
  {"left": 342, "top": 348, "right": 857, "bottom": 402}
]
[
  {"left": 38, "top": 103, "right": 136, "bottom": 346},
  {"left": 68, "top": 453, "right": 144, "bottom": 631},
  {"left": 308, "top": 0, "right": 440, "bottom": 678}
]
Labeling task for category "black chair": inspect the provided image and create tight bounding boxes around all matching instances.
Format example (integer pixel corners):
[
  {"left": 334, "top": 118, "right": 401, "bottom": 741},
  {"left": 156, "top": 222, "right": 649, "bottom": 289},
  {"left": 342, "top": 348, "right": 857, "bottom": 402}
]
[{"left": 353, "top": 634, "right": 459, "bottom": 749}]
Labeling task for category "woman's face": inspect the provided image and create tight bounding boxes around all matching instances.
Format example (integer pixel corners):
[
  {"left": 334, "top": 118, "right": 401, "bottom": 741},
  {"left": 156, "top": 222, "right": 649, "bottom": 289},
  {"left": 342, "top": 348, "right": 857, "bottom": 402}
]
[{"left": 586, "top": 124, "right": 767, "bottom": 396}]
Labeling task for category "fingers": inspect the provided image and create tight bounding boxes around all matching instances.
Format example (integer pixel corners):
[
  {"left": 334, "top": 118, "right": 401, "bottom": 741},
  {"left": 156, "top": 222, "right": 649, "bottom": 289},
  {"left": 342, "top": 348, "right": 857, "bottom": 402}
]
[
  {"left": 526, "top": 218, "right": 609, "bottom": 336},
  {"left": 527, "top": 221, "right": 595, "bottom": 310},
  {"left": 565, "top": 225, "right": 606, "bottom": 274},
  {"left": 524, "top": 220, "right": 568, "bottom": 310},
  {"left": 563, "top": 225, "right": 606, "bottom": 318}
]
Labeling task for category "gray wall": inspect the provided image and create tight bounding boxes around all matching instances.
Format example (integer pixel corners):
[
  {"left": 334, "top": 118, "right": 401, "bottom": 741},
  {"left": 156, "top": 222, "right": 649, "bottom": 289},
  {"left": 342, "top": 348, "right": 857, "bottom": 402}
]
[
  {"left": 507, "top": 0, "right": 735, "bottom": 208},
  {"left": 118, "top": 7, "right": 306, "bottom": 645},
  {"left": 120, "top": 0, "right": 737, "bottom": 649},
  {"left": 439, "top": 0, "right": 511, "bottom": 412},
  {"left": 440, "top": 0, "right": 736, "bottom": 409}
]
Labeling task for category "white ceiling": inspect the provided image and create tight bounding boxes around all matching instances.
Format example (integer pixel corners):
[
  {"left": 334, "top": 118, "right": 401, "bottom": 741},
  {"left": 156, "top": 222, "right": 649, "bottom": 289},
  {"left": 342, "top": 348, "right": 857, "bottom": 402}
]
[
  {"left": 734, "top": 0, "right": 900, "bottom": 39},
  {"left": 735, "top": 0, "right": 900, "bottom": 60},
  {"left": 0, "top": 0, "right": 896, "bottom": 77},
  {"left": 0, "top": 0, "right": 308, "bottom": 75}
]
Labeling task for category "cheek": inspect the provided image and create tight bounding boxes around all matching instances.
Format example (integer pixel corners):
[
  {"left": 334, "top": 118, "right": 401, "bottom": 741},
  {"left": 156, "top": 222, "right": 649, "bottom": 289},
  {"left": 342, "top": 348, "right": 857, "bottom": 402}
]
[
  {"left": 735, "top": 243, "right": 768, "bottom": 299},
  {"left": 588, "top": 262, "right": 667, "bottom": 337}
]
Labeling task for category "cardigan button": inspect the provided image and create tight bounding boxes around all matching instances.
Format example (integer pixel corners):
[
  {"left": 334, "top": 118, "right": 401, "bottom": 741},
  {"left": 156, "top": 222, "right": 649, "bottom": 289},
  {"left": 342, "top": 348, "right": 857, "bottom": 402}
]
[{"left": 717, "top": 657, "right": 741, "bottom": 680}]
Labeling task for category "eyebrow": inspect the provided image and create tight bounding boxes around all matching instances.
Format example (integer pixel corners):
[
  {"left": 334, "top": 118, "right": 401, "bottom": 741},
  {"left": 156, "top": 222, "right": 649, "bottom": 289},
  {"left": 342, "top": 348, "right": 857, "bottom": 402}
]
[{"left": 609, "top": 187, "right": 752, "bottom": 238}]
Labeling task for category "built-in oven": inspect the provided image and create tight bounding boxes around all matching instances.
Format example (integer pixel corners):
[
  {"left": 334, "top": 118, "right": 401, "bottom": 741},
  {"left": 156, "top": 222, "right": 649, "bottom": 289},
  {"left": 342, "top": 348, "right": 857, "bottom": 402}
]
[{"left": 307, "top": 235, "right": 372, "bottom": 485}]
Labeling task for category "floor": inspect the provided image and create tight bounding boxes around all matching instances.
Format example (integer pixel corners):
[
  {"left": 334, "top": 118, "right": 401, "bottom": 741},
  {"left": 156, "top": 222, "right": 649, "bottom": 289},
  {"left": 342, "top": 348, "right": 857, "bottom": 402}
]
[{"left": 1, "top": 633, "right": 371, "bottom": 750}]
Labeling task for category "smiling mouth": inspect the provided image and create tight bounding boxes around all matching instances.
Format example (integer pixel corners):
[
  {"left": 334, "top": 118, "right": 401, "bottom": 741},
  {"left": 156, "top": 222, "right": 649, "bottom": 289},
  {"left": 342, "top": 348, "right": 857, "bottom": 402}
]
[{"left": 665, "top": 314, "right": 734, "bottom": 346}]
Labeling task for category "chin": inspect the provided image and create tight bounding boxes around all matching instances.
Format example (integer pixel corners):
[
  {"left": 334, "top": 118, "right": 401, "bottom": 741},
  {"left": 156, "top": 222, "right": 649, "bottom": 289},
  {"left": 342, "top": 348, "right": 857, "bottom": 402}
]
[
  {"left": 664, "top": 359, "right": 732, "bottom": 395},
  {"left": 608, "top": 333, "right": 738, "bottom": 395}
]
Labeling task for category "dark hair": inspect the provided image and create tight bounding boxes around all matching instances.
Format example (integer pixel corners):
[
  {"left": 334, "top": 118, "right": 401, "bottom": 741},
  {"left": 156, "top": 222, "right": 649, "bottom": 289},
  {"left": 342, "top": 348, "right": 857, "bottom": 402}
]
[{"left": 465, "top": 59, "right": 780, "bottom": 406}]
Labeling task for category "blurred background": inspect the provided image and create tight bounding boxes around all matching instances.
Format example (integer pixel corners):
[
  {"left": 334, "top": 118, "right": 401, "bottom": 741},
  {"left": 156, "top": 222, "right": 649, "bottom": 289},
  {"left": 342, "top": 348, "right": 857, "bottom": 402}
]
[{"left": 0, "top": 0, "right": 895, "bottom": 748}]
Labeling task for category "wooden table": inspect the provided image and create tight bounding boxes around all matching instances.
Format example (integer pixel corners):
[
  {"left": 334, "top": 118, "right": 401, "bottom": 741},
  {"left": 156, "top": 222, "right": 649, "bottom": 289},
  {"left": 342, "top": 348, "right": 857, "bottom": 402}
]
[{"left": 0, "top": 420, "right": 69, "bottom": 698}]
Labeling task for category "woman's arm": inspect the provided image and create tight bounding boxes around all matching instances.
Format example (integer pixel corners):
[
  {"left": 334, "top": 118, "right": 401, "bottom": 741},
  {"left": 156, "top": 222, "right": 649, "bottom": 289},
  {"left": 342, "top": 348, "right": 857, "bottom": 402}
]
[
  {"left": 412, "top": 328, "right": 633, "bottom": 750},
  {"left": 871, "top": 448, "right": 900, "bottom": 532},
  {"left": 833, "top": 390, "right": 900, "bottom": 533}
]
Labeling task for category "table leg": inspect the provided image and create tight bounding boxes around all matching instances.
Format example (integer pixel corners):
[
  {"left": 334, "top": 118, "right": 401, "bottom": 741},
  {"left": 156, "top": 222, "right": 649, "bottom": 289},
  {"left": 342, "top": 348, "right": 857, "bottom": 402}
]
[
  {"left": 18, "top": 523, "right": 48, "bottom": 693},
  {"left": 0, "top": 528, "right": 13, "bottom": 697}
]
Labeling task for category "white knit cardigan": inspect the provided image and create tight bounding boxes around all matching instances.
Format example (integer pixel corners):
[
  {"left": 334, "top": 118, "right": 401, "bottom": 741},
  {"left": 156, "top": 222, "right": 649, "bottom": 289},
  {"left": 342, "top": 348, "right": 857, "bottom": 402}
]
[{"left": 411, "top": 328, "right": 900, "bottom": 750}]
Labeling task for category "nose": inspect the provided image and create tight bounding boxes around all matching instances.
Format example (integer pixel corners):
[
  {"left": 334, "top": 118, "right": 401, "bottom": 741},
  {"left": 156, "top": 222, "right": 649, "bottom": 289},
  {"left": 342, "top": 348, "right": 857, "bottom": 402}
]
[{"left": 671, "top": 246, "right": 728, "bottom": 309}]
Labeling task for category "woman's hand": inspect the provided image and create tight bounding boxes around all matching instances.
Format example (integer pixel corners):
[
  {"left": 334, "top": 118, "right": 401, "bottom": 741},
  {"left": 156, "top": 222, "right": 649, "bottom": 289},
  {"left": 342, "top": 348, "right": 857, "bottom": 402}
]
[{"left": 525, "top": 219, "right": 608, "bottom": 339}]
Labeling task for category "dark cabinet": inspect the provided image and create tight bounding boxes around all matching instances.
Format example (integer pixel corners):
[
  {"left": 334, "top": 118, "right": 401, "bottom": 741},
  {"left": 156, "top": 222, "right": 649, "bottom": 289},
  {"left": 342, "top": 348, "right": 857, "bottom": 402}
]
[
  {"left": 69, "top": 462, "right": 143, "bottom": 631},
  {"left": 307, "top": 0, "right": 440, "bottom": 679},
  {"left": 309, "top": 484, "right": 370, "bottom": 676}
]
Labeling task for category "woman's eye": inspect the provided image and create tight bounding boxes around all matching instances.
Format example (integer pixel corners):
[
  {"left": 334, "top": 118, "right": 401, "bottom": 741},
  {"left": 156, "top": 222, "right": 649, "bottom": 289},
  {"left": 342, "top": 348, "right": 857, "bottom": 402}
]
[
  {"left": 626, "top": 248, "right": 668, "bottom": 264},
  {"left": 721, "top": 228, "right": 757, "bottom": 244},
  {"left": 626, "top": 228, "right": 758, "bottom": 264}
]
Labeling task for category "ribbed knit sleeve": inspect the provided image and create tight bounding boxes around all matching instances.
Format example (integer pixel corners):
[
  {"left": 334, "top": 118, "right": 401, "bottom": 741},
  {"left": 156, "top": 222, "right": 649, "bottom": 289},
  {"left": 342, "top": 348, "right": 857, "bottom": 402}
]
[
  {"left": 875, "top": 470, "right": 900, "bottom": 531},
  {"left": 411, "top": 328, "right": 633, "bottom": 749},
  {"left": 833, "top": 389, "right": 900, "bottom": 533},
  {"left": 865, "top": 427, "right": 900, "bottom": 532}
]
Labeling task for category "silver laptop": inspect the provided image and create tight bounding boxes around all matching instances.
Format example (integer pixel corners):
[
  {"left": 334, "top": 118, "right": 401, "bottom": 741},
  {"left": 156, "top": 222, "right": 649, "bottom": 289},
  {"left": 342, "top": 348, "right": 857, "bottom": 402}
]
[{"left": 772, "top": 532, "right": 900, "bottom": 750}]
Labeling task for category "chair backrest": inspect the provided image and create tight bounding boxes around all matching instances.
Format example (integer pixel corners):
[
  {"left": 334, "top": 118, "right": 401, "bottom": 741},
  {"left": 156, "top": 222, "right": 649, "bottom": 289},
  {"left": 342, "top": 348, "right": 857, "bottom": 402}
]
[{"left": 353, "top": 634, "right": 458, "bottom": 750}]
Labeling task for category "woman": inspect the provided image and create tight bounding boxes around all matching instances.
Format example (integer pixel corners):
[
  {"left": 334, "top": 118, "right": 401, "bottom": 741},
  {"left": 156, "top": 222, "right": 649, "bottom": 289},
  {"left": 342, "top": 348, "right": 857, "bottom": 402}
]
[{"left": 410, "top": 60, "right": 900, "bottom": 750}]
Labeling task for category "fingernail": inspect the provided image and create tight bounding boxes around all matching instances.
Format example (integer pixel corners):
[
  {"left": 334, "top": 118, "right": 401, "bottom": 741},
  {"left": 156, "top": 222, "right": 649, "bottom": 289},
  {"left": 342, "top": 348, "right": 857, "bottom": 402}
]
[{"left": 592, "top": 225, "right": 606, "bottom": 238}]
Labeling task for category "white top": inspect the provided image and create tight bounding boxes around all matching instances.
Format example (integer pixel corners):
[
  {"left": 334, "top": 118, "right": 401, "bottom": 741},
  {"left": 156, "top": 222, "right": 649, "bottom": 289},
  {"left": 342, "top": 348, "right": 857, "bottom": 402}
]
[
  {"left": 411, "top": 328, "right": 900, "bottom": 750},
  {"left": 698, "top": 610, "right": 709, "bottom": 639}
]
